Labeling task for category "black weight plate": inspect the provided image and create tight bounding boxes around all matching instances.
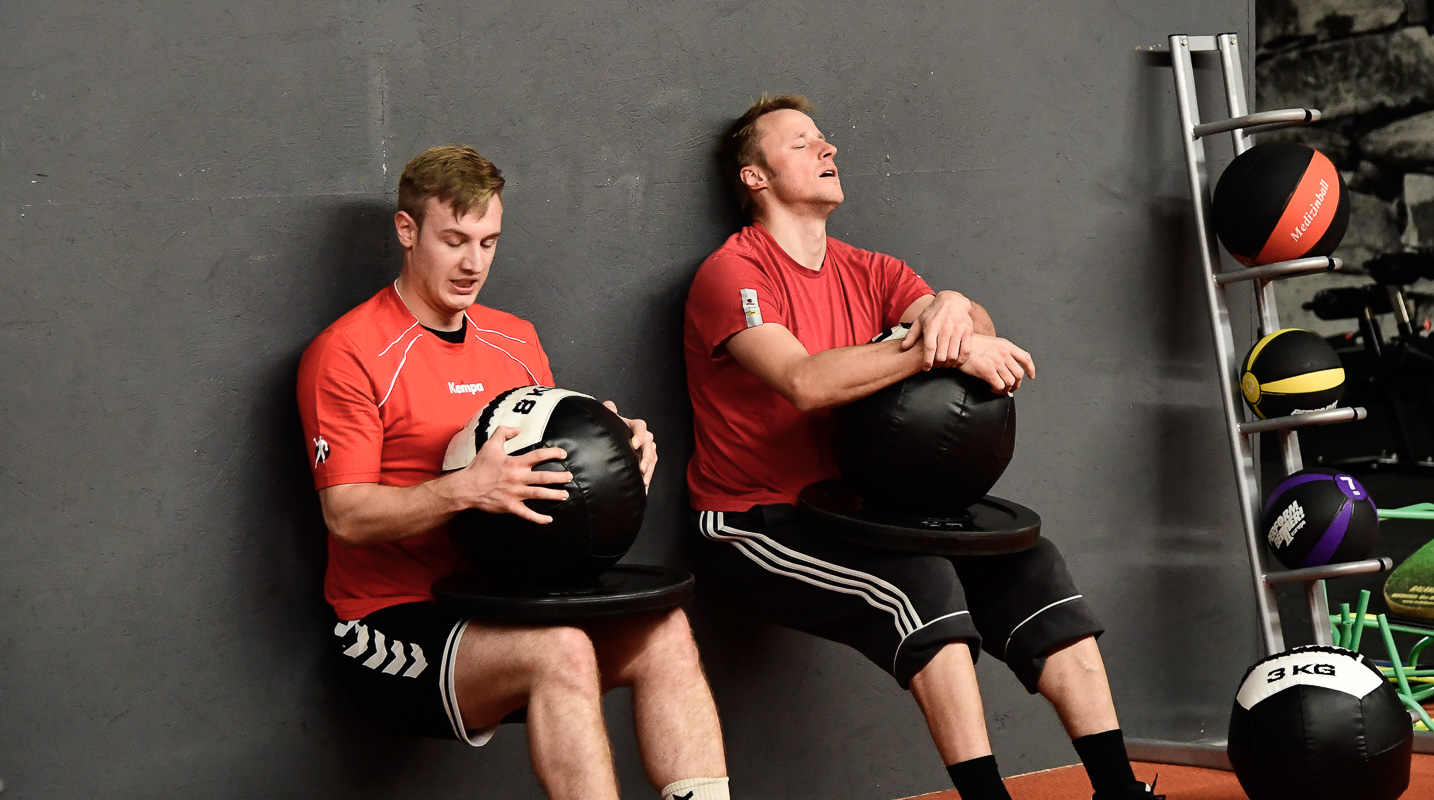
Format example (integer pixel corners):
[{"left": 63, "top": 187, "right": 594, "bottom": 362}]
[
  {"left": 433, "top": 564, "right": 695, "bottom": 622},
  {"left": 798, "top": 480, "right": 1041, "bottom": 555}
]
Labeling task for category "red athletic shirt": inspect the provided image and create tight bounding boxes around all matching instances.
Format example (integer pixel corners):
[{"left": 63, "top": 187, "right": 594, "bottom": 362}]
[
  {"left": 684, "top": 224, "right": 933, "bottom": 510},
  {"left": 297, "top": 284, "right": 554, "bottom": 620}
]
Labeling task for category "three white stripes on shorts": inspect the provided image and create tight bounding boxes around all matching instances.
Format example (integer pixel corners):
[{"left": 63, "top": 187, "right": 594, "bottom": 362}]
[
  {"left": 699, "top": 511, "right": 1081, "bottom": 667},
  {"left": 699, "top": 510, "right": 973, "bottom": 673}
]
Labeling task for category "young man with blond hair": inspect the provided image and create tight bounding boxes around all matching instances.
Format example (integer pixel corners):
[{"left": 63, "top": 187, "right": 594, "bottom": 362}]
[
  {"left": 299, "top": 145, "right": 730, "bottom": 800},
  {"left": 683, "top": 96, "right": 1158, "bottom": 800}
]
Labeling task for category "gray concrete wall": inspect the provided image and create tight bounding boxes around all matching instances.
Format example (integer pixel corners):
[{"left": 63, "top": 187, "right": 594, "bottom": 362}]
[{"left": 1, "top": 3, "right": 1255, "bottom": 798}]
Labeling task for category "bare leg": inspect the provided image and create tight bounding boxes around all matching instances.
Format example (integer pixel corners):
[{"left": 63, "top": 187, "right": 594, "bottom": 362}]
[
  {"left": 1036, "top": 636, "right": 1120, "bottom": 738},
  {"left": 454, "top": 624, "right": 620, "bottom": 800},
  {"left": 909, "top": 641, "right": 993, "bottom": 764},
  {"left": 587, "top": 609, "right": 727, "bottom": 789}
]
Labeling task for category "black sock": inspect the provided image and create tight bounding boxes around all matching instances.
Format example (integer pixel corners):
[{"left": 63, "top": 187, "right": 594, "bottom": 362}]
[
  {"left": 1072, "top": 729, "right": 1139, "bottom": 795},
  {"left": 945, "top": 755, "right": 1012, "bottom": 800}
]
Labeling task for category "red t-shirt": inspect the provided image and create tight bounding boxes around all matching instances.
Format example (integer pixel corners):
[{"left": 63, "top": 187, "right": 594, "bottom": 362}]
[
  {"left": 297, "top": 284, "right": 555, "bottom": 620},
  {"left": 684, "top": 224, "right": 933, "bottom": 510}
]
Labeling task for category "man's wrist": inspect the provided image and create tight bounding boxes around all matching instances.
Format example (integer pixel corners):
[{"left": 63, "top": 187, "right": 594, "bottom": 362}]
[{"left": 426, "top": 471, "right": 471, "bottom": 516}]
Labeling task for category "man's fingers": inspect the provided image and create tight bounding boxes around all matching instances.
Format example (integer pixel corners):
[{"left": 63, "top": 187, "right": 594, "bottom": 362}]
[
  {"left": 955, "top": 329, "right": 975, "bottom": 365},
  {"left": 525, "top": 485, "right": 570, "bottom": 502},
  {"left": 479, "top": 426, "right": 522, "bottom": 454},
  {"left": 641, "top": 450, "right": 658, "bottom": 490},
  {"left": 1002, "top": 363, "right": 1023, "bottom": 392},
  {"left": 995, "top": 365, "right": 1016, "bottom": 392},
  {"left": 509, "top": 502, "right": 554, "bottom": 525},
  {"left": 901, "top": 318, "right": 923, "bottom": 350},
  {"left": 526, "top": 468, "right": 573, "bottom": 485},
  {"left": 603, "top": 399, "right": 619, "bottom": 413},
  {"left": 517, "top": 446, "right": 567, "bottom": 466},
  {"left": 933, "top": 329, "right": 951, "bottom": 366},
  {"left": 1016, "top": 348, "right": 1036, "bottom": 380}
]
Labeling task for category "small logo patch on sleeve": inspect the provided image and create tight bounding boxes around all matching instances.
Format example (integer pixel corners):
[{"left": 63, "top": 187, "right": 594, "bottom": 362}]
[{"left": 740, "top": 288, "right": 763, "bottom": 328}]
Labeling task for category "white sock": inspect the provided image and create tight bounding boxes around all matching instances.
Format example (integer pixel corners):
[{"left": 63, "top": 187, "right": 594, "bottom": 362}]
[{"left": 661, "top": 776, "right": 730, "bottom": 800}]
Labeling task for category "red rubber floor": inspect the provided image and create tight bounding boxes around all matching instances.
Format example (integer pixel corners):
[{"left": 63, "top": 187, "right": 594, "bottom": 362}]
[{"left": 898, "top": 755, "right": 1434, "bottom": 799}]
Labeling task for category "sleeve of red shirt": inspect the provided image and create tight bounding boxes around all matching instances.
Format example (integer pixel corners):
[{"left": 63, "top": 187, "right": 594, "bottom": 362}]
[
  {"left": 876, "top": 251, "right": 936, "bottom": 328},
  {"left": 687, "top": 253, "right": 787, "bottom": 357},
  {"left": 296, "top": 330, "right": 385, "bottom": 490}
]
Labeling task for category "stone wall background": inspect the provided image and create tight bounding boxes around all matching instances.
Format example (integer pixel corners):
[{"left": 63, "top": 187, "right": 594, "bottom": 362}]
[{"left": 1257, "top": 0, "right": 1434, "bottom": 333}]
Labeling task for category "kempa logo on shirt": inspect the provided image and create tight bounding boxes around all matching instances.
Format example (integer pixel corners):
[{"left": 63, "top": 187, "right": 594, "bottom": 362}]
[
  {"left": 313, "top": 436, "right": 330, "bottom": 467},
  {"left": 448, "top": 381, "right": 485, "bottom": 395}
]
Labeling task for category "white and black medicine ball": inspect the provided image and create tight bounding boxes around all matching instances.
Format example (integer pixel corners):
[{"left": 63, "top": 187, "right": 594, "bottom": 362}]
[
  {"left": 834, "top": 325, "right": 1015, "bottom": 517},
  {"left": 1228, "top": 646, "right": 1411, "bottom": 800},
  {"left": 1240, "top": 328, "right": 1345, "bottom": 419},
  {"left": 1262, "top": 468, "right": 1378, "bottom": 569},
  {"left": 442, "top": 386, "right": 646, "bottom": 586}
]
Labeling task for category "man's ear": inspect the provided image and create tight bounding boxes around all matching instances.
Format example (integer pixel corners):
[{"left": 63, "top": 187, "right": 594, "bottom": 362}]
[
  {"left": 395, "top": 211, "right": 419, "bottom": 248},
  {"left": 740, "top": 164, "right": 767, "bottom": 191}
]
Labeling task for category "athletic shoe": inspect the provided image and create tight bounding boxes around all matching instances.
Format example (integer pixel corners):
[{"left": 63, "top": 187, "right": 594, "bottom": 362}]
[{"left": 1092, "top": 777, "right": 1163, "bottom": 800}]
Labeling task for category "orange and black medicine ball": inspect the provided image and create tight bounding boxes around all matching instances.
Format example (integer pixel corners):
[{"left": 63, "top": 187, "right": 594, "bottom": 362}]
[
  {"left": 1240, "top": 328, "right": 1345, "bottom": 419},
  {"left": 1213, "top": 142, "right": 1349, "bottom": 266}
]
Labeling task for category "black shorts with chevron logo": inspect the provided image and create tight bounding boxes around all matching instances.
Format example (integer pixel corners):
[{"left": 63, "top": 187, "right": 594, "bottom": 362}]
[
  {"left": 695, "top": 505, "right": 1104, "bottom": 691},
  {"left": 331, "top": 602, "right": 495, "bottom": 745}
]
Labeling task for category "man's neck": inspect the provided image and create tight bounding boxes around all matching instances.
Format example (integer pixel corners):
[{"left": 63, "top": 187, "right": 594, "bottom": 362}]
[
  {"left": 393, "top": 273, "right": 464, "bottom": 331},
  {"left": 753, "top": 206, "right": 831, "bottom": 272}
]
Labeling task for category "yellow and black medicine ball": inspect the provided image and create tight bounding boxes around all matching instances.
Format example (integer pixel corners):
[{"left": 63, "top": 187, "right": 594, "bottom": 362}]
[{"left": 1240, "top": 328, "right": 1344, "bottom": 419}]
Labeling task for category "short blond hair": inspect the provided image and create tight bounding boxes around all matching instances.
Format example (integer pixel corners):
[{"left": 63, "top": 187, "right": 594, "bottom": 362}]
[
  {"left": 398, "top": 145, "right": 505, "bottom": 227},
  {"left": 718, "top": 94, "right": 816, "bottom": 213}
]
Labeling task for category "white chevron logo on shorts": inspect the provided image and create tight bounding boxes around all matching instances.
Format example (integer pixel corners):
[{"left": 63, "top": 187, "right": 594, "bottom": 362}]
[{"left": 334, "top": 621, "right": 428, "bottom": 678}]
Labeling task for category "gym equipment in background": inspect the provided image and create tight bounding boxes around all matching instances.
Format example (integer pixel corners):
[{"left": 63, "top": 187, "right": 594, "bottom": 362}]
[
  {"left": 434, "top": 385, "right": 692, "bottom": 622},
  {"left": 1228, "top": 646, "right": 1412, "bottom": 800},
  {"left": 1212, "top": 141, "right": 1349, "bottom": 267},
  {"left": 1239, "top": 328, "right": 1345, "bottom": 419},
  {"left": 1300, "top": 250, "right": 1434, "bottom": 470},
  {"left": 1129, "top": 32, "right": 1404, "bottom": 771},
  {"left": 801, "top": 325, "right": 1038, "bottom": 556},
  {"left": 1261, "top": 468, "right": 1378, "bottom": 569}
]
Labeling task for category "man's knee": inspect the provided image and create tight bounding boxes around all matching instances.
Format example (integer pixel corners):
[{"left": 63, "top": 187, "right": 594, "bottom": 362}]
[
  {"left": 529, "top": 625, "right": 602, "bottom": 691},
  {"left": 647, "top": 608, "right": 697, "bottom": 650},
  {"left": 613, "top": 608, "right": 704, "bottom": 680}
]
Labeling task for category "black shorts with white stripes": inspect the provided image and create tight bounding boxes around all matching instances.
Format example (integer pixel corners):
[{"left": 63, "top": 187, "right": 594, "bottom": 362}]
[
  {"left": 695, "top": 504, "right": 1104, "bottom": 691},
  {"left": 331, "top": 602, "right": 495, "bottom": 745}
]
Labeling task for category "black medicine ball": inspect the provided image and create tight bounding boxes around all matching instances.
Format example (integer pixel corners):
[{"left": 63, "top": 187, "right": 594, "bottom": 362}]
[
  {"left": 1228, "top": 646, "right": 1411, "bottom": 800},
  {"left": 834, "top": 326, "right": 1015, "bottom": 517},
  {"left": 1213, "top": 142, "right": 1349, "bottom": 266},
  {"left": 1240, "top": 328, "right": 1344, "bottom": 419},
  {"left": 442, "top": 386, "right": 646, "bottom": 587},
  {"left": 1262, "top": 468, "right": 1378, "bottom": 570}
]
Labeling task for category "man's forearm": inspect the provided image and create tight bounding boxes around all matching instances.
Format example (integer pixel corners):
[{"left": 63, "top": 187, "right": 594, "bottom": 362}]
[
  {"left": 785, "top": 339, "right": 925, "bottom": 411},
  {"left": 321, "top": 477, "right": 464, "bottom": 548}
]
